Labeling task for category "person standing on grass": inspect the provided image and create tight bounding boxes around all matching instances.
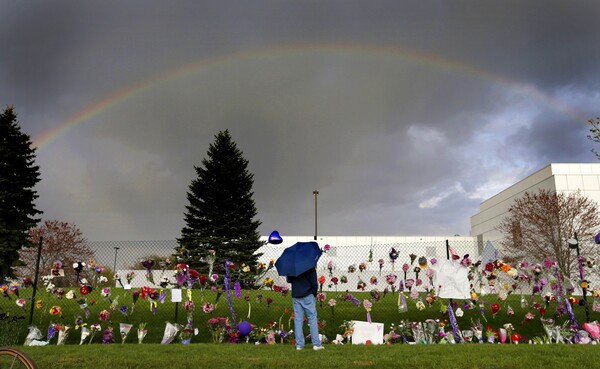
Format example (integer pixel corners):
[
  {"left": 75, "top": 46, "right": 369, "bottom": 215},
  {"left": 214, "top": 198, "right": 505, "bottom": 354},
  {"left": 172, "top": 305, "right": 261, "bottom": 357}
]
[{"left": 287, "top": 267, "right": 324, "bottom": 350}]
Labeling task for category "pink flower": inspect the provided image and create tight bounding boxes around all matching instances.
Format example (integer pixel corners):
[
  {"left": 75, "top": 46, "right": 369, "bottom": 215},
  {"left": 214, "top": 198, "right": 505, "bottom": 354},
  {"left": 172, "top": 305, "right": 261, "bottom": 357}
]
[
  {"left": 544, "top": 259, "right": 557, "bottom": 269},
  {"left": 184, "top": 300, "right": 195, "bottom": 311},
  {"left": 203, "top": 302, "right": 215, "bottom": 313},
  {"left": 409, "top": 289, "right": 419, "bottom": 300},
  {"left": 99, "top": 309, "right": 110, "bottom": 321}
]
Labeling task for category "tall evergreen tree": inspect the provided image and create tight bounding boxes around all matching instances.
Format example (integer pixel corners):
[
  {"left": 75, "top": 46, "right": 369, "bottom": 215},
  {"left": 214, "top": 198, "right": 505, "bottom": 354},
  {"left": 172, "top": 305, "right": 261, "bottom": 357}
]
[
  {"left": 0, "top": 107, "right": 42, "bottom": 281},
  {"left": 179, "top": 130, "right": 262, "bottom": 274}
]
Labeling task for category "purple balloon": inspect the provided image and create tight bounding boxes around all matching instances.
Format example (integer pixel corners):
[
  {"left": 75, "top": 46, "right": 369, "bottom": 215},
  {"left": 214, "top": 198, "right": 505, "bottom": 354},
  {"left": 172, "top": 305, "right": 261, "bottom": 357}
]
[
  {"left": 238, "top": 321, "right": 252, "bottom": 336},
  {"left": 595, "top": 233, "right": 600, "bottom": 244}
]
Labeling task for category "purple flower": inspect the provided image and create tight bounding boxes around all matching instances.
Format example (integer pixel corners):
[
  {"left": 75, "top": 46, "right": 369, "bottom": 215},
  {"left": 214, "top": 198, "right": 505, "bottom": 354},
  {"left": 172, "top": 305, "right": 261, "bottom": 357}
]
[
  {"left": 234, "top": 281, "right": 242, "bottom": 298},
  {"left": 102, "top": 327, "right": 114, "bottom": 344},
  {"left": 176, "top": 272, "right": 188, "bottom": 287}
]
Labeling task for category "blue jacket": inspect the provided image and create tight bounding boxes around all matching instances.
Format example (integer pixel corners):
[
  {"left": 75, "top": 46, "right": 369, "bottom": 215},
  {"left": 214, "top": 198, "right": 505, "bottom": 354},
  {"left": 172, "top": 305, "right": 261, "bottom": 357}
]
[{"left": 287, "top": 268, "right": 318, "bottom": 298}]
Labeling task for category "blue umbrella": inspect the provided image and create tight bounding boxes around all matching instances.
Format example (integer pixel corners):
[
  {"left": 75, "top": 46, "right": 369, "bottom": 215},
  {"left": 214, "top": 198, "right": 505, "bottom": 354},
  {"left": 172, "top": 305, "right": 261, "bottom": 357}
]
[{"left": 275, "top": 241, "right": 322, "bottom": 277}]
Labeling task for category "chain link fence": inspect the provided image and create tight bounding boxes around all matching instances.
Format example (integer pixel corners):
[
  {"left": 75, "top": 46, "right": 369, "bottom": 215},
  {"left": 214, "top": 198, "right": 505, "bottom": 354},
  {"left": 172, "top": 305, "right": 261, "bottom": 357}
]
[{"left": 2, "top": 236, "right": 598, "bottom": 344}]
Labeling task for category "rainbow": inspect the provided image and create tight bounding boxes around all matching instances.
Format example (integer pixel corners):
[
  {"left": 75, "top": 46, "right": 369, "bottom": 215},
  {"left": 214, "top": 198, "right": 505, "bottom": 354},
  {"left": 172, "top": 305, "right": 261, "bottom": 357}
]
[{"left": 32, "top": 43, "right": 588, "bottom": 149}]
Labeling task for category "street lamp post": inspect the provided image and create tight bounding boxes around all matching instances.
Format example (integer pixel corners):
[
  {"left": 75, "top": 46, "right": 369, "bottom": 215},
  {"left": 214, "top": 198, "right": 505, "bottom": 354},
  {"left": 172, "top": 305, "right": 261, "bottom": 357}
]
[
  {"left": 313, "top": 190, "right": 319, "bottom": 241},
  {"left": 113, "top": 247, "right": 120, "bottom": 274}
]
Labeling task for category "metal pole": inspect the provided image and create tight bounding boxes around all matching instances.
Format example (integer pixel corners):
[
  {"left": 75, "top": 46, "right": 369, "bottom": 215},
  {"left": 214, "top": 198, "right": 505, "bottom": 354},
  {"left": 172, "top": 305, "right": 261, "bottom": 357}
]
[
  {"left": 113, "top": 247, "right": 120, "bottom": 273},
  {"left": 574, "top": 232, "right": 590, "bottom": 322},
  {"left": 313, "top": 190, "right": 319, "bottom": 240},
  {"left": 29, "top": 237, "right": 43, "bottom": 325}
]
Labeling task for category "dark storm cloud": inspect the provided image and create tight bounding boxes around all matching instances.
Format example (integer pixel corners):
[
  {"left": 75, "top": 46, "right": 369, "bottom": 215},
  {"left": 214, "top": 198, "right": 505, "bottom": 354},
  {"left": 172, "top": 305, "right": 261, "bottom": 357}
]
[{"left": 2, "top": 1, "right": 599, "bottom": 240}]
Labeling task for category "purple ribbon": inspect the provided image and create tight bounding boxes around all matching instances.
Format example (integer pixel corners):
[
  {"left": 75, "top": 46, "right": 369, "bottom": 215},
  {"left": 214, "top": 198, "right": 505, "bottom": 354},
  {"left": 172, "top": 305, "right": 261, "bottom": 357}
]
[
  {"left": 565, "top": 296, "right": 580, "bottom": 343},
  {"left": 447, "top": 304, "right": 462, "bottom": 343},
  {"left": 224, "top": 259, "right": 237, "bottom": 327}
]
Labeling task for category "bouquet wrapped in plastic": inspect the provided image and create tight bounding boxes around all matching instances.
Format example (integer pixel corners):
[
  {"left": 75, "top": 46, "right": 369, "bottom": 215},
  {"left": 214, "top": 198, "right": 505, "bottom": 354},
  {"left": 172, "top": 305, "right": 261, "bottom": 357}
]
[
  {"left": 120, "top": 323, "right": 133, "bottom": 343},
  {"left": 138, "top": 323, "right": 147, "bottom": 344},
  {"left": 79, "top": 326, "right": 90, "bottom": 345},
  {"left": 57, "top": 325, "right": 71, "bottom": 345},
  {"left": 161, "top": 321, "right": 181, "bottom": 344},
  {"left": 24, "top": 326, "right": 43, "bottom": 346}
]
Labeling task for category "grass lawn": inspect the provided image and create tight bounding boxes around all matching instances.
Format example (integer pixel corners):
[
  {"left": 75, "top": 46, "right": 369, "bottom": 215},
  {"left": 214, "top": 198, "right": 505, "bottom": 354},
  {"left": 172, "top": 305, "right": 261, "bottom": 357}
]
[{"left": 15, "top": 343, "right": 600, "bottom": 369}]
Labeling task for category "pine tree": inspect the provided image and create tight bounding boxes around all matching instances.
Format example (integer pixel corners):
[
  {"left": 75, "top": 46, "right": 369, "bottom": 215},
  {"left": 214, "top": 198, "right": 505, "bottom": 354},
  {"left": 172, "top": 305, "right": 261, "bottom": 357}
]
[
  {"left": 179, "top": 130, "right": 263, "bottom": 275},
  {"left": 0, "top": 107, "right": 42, "bottom": 281}
]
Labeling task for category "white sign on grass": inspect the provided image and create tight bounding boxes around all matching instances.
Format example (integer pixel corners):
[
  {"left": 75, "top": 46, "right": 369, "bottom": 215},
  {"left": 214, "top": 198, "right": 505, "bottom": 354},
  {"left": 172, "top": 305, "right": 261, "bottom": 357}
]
[{"left": 351, "top": 320, "right": 384, "bottom": 345}]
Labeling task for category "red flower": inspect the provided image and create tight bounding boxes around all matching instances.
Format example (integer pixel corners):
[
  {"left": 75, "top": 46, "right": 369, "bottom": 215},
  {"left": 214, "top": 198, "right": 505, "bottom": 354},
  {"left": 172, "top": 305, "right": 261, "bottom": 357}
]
[
  {"left": 318, "top": 276, "right": 326, "bottom": 285},
  {"left": 491, "top": 303, "right": 500, "bottom": 317},
  {"left": 510, "top": 333, "right": 521, "bottom": 344},
  {"left": 569, "top": 296, "right": 579, "bottom": 305},
  {"left": 80, "top": 285, "right": 91, "bottom": 295}
]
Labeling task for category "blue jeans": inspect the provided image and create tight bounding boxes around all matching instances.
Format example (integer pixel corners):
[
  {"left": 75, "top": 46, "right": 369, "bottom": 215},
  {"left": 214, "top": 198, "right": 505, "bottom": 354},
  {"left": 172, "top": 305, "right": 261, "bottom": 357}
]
[{"left": 293, "top": 294, "right": 321, "bottom": 348}]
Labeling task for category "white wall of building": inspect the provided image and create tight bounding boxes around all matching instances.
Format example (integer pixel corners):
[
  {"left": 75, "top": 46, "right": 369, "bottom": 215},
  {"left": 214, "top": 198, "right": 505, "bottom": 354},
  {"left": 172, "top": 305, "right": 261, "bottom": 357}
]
[{"left": 470, "top": 163, "right": 600, "bottom": 243}]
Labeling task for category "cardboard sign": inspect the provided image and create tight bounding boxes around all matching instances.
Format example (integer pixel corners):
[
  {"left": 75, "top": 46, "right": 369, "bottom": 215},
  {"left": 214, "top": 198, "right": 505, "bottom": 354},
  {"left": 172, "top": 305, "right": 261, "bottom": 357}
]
[{"left": 351, "top": 320, "right": 384, "bottom": 345}]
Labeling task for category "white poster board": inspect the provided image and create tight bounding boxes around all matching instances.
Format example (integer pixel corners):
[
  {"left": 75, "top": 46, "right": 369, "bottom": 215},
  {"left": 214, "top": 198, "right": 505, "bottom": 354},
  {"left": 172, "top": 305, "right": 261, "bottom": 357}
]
[
  {"left": 171, "top": 288, "right": 182, "bottom": 303},
  {"left": 351, "top": 320, "right": 384, "bottom": 345},
  {"left": 432, "top": 260, "right": 471, "bottom": 299}
]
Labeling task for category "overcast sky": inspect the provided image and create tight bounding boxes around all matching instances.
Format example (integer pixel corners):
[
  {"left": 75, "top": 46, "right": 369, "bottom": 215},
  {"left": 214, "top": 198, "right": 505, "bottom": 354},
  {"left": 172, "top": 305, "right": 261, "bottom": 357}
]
[{"left": 2, "top": 1, "right": 600, "bottom": 241}]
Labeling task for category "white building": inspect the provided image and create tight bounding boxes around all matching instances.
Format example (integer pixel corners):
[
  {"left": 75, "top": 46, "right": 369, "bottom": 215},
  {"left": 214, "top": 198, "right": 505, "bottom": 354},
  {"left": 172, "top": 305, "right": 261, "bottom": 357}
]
[{"left": 470, "top": 163, "right": 600, "bottom": 244}]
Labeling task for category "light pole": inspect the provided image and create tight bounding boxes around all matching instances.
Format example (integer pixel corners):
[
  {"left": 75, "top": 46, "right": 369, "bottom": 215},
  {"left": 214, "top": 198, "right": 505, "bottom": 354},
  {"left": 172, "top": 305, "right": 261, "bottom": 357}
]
[
  {"left": 313, "top": 190, "right": 319, "bottom": 240},
  {"left": 113, "top": 246, "right": 120, "bottom": 274}
]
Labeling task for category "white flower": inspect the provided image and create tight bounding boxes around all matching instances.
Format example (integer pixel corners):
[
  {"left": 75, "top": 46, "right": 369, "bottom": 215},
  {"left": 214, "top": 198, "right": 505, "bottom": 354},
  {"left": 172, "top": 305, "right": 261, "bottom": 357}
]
[
  {"left": 498, "top": 289, "right": 508, "bottom": 301},
  {"left": 416, "top": 301, "right": 426, "bottom": 311},
  {"left": 98, "top": 276, "right": 108, "bottom": 283},
  {"left": 45, "top": 283, "right": 55, "bottom": 292},
  {"left": 506, "top": 268, "right": 518, "bottom": 278},
  {"left": 455, "top": 308, "right": 464, "bottom": 317}
]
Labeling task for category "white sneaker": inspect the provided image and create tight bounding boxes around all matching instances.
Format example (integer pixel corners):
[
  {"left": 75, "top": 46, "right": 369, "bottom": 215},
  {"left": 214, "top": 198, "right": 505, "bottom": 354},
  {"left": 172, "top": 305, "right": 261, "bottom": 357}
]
[{"left": 313, "top": 345, "right": 325, "bottom": 351}]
